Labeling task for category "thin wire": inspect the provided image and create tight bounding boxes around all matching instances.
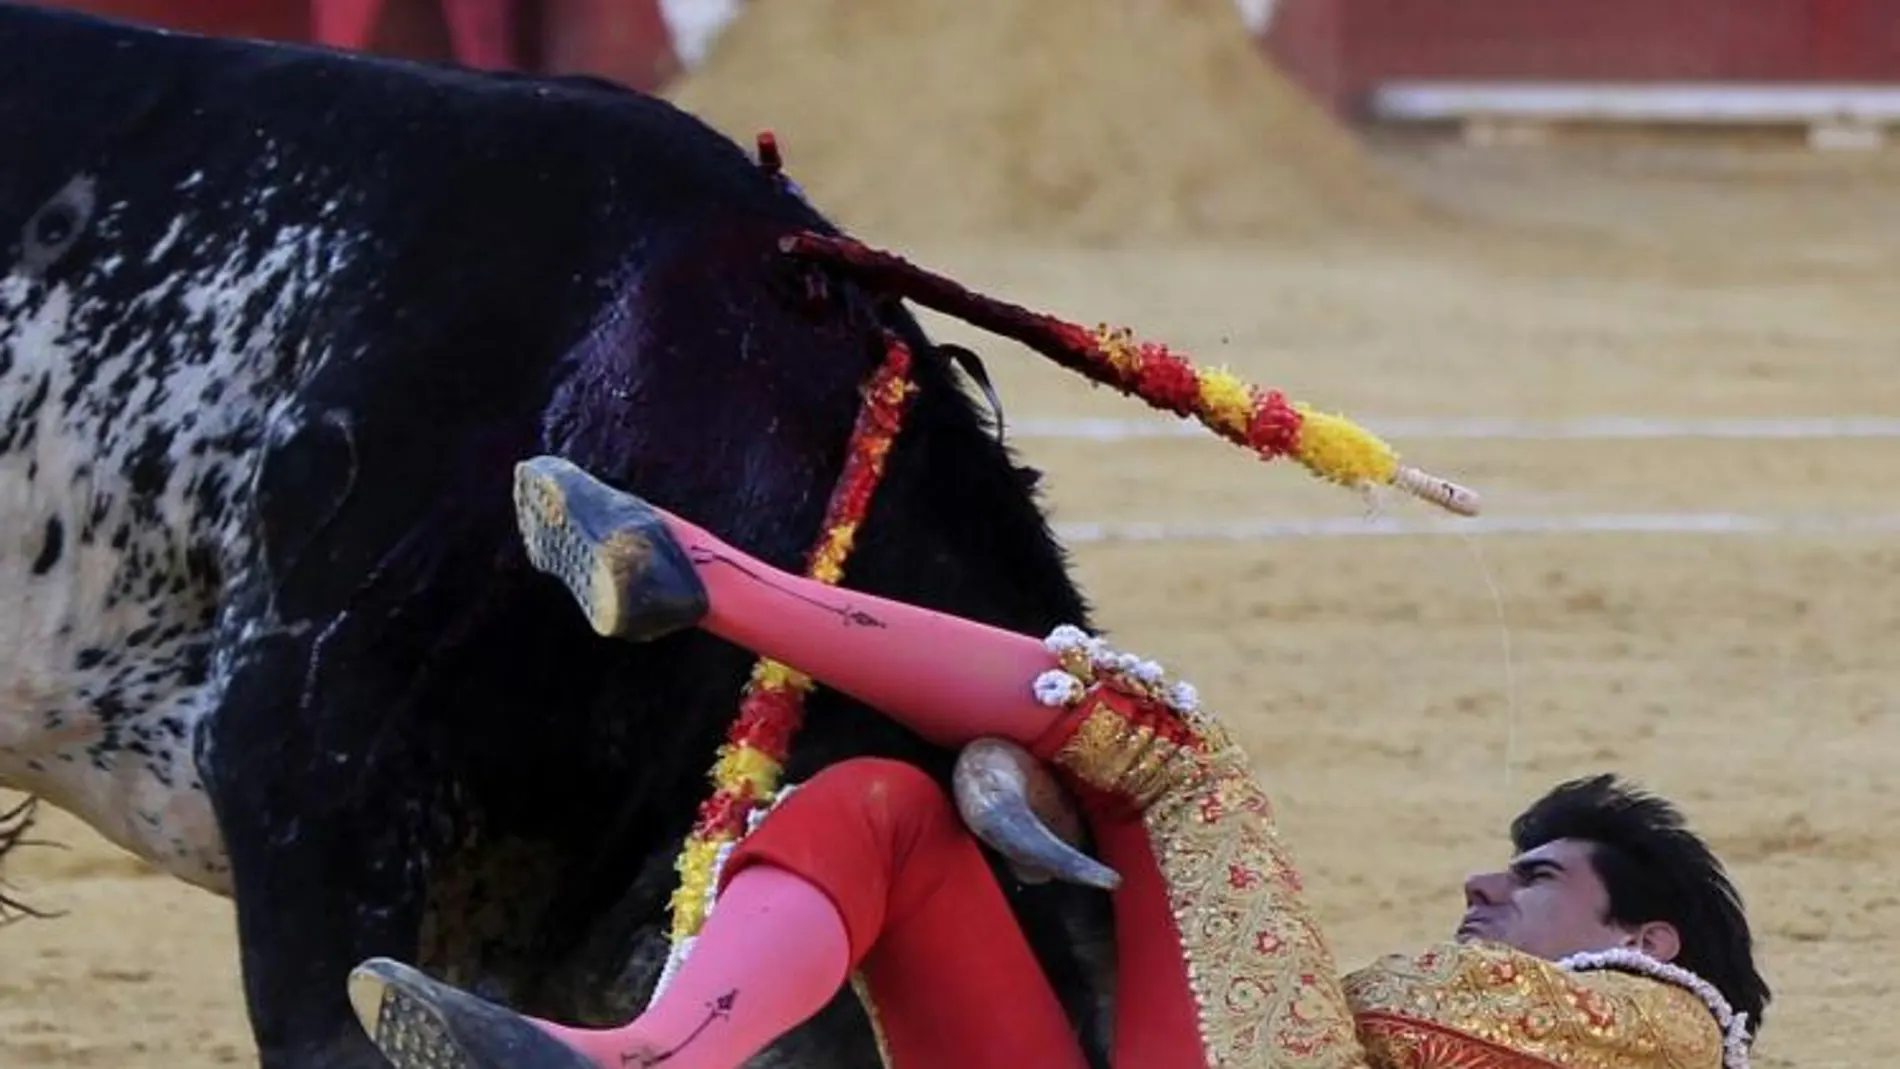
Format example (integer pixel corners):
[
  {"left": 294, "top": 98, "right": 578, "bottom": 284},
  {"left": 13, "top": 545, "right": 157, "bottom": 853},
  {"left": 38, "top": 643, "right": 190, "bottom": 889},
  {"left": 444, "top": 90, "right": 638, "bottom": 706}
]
[
  {"left": 1456, "top": 530, "right": 1519, "bottom": 794},
  {"left": 1360, "top": 483, "right": 1519, "bottom": 796}
]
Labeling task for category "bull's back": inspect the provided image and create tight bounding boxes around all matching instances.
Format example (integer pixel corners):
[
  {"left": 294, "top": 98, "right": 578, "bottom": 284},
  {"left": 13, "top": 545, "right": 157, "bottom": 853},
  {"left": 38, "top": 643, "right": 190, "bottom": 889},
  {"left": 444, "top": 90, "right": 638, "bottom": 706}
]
[
  {"left": 0, "top": 4, "right": 810, "bottom": 890},
  {"left": 0, "top": 3, "right": 796, "bottom": 327}
]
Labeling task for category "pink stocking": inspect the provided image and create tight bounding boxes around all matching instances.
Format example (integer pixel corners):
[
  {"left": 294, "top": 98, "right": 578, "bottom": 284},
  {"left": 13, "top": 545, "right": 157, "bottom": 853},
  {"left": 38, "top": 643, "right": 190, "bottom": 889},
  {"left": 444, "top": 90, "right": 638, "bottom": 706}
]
[
  {"left": 537, "top": 866, "right": 848, "bottom": 1069},
  {"left": 664, "top": 512, "right": 1070, "bottom": 751}
]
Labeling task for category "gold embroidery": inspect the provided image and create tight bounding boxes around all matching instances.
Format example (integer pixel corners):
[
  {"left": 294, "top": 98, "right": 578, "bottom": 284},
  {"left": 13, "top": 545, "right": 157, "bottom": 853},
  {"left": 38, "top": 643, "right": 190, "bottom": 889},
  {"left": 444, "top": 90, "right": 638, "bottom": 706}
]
[
  {"left": 1343, "top": 942, "right": 1725, "bottom": 1069},
  {"left": 848, "top": 972, "right": 896, "bottom": 1069},
  {"left": 1056, "top": 703, "right": 1195, "bottom": 808},
  {"left": 1052, "top": 699, "right": 1365, "bottom": 1069}
]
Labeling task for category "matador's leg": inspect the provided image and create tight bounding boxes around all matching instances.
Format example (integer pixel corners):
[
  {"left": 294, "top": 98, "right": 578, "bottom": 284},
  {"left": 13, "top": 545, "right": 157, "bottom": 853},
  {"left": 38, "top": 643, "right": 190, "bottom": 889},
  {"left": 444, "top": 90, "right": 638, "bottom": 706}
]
[
  {"left": 351, "top": 758, "right": 1086, "bottom": 1069},
  {"left": 511, "top": 455, "right": 1072, "bottom": 749},
  {"left": 510, "top": 455, "right": 1370, "bottom": 1069}
]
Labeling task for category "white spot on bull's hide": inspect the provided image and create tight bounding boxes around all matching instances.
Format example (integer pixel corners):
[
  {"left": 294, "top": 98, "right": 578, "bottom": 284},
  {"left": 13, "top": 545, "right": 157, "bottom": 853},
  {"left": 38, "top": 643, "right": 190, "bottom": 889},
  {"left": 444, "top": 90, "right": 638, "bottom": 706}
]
[
  {"left": 0, "top": 189, "right": 360, "bottom": 896},
  {"left": 147, "top": 215, "right": 186, "bottom": 264}
]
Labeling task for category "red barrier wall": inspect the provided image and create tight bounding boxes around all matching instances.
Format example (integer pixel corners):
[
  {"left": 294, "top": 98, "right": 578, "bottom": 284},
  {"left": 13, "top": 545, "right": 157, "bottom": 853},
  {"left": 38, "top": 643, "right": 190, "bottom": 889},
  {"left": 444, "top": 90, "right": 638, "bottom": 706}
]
[
  {"left": 1264, "top": 0, "right": 1900, "bottom": 118},
  {"left": 34, "top": 2, "right": 1900, "bottom": 123}
]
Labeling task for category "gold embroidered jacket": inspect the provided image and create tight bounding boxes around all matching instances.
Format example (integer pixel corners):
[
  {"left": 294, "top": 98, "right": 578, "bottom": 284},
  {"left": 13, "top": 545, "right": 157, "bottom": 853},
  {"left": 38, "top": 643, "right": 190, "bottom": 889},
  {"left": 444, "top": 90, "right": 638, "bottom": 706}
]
[{"left": 1344, "top": 941, "right": 1726, "bottom": 1069}]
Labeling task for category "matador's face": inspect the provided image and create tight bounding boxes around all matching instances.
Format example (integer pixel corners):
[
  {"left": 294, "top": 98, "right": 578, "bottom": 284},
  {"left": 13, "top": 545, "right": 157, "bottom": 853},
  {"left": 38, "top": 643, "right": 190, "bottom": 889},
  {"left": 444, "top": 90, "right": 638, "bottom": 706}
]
[{"left": 1457, "top": 838, "right": 1679, "bottom": 963}]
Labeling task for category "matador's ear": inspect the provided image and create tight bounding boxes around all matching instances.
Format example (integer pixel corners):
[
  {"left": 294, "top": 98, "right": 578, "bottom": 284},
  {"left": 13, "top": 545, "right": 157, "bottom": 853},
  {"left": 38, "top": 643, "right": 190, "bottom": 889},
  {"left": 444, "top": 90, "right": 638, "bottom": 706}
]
[{"left": 1629, "top": 921, "right": 1682, "bottom": 965}]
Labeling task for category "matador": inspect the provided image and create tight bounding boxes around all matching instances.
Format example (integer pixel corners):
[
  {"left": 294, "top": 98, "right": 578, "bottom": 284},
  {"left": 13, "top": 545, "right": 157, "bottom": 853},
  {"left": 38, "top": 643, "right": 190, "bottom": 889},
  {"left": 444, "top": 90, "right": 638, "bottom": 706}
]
[{"left": 346, "top": 455, "right": 1771, "bottom": 1069}]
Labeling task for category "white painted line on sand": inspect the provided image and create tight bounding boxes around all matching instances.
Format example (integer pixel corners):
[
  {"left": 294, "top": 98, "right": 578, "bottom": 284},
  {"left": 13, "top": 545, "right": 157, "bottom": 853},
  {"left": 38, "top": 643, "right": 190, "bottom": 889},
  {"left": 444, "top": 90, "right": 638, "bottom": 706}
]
[
  {"left": 1012, "top": 416, "right": 1900, "bottom": 443},
  {"left": 1054, "top": 512, "right": 1900, "bottom": 543}
]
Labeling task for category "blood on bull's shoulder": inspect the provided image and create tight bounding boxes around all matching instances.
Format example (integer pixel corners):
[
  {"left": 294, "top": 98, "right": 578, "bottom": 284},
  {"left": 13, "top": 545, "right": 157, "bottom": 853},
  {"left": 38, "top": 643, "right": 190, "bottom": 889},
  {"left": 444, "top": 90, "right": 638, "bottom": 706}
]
[{"left": 0, "top": 5, "right": 1114, "bottom": 1069}]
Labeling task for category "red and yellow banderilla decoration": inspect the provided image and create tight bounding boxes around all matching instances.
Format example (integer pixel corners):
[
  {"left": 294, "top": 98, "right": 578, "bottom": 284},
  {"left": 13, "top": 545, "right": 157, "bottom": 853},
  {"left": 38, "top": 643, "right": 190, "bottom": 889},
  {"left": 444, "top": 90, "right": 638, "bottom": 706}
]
[
  {"left": 779, "top": 231, "right": 1481, "bottom": 518},
  {"left": 653, "top": 332, "right": 918, "bottom": 998}
]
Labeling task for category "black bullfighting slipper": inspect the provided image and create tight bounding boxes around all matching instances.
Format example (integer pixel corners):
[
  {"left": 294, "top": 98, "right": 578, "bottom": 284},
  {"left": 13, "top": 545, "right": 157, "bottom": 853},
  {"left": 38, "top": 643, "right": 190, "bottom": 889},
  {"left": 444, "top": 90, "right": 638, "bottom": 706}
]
[
  {"left": 348, "top": 958, "right": 594, "bottom": 1069},
  {"left": 512, "top": 454, "right": 709, "bottom": 642}
]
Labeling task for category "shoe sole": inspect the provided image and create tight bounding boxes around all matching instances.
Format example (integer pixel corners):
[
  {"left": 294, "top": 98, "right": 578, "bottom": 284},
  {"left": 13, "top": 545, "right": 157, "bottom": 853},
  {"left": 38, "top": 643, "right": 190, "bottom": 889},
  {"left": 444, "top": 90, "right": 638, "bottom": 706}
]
[
  {"left": 512, "top": 456, "right": 700, "bottom": 641},
  {"left": 349, "top": 963, "right": 480, "bottom": 1069}
]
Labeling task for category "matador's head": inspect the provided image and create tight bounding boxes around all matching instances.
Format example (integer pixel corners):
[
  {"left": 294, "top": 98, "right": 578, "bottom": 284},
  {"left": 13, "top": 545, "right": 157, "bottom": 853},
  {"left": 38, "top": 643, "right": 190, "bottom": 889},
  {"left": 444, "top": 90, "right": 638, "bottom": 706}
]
[{"left": 1458, "top": 774, "right": 1771, "bottom": 1041}]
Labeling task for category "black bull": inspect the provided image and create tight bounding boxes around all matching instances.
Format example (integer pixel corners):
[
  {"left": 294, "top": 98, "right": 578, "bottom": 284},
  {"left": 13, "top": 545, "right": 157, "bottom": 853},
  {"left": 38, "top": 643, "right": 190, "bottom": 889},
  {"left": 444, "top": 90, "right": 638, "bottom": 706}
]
[{"left": 0, "top": 6, "right": 1117, "bottom": 1068}]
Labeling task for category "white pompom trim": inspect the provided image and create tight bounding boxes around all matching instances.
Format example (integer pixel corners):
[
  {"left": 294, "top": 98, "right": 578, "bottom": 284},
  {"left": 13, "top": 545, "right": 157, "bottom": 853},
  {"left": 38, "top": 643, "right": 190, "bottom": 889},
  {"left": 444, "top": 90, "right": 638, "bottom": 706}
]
[
  {"left": 1043, "top": 624, "right": 1093, "bottom": 654},
  {"left": 1034, "top": 669, "right": 1086, "bottom": 707},
  {"left": 1560, "top": 948, "right": 1751, "bottom": 1069},
  {"left": 1037, "top": 625, "right": 1203, "bottom": 720}
]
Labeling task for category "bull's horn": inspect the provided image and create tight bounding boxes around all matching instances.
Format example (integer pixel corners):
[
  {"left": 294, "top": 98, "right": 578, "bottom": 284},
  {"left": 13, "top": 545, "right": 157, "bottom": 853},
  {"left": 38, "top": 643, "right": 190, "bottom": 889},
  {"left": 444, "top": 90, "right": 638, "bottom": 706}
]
[{"left": 953, "top": 738, "right": 1121, "bottom": 891}]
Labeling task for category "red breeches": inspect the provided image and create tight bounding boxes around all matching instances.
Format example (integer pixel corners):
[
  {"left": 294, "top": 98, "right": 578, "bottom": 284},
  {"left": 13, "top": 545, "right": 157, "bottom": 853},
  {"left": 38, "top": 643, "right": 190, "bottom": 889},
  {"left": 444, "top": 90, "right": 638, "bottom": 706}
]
[{"left": 720, "top": 758, "right": 1091, "bottom": 1069}]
